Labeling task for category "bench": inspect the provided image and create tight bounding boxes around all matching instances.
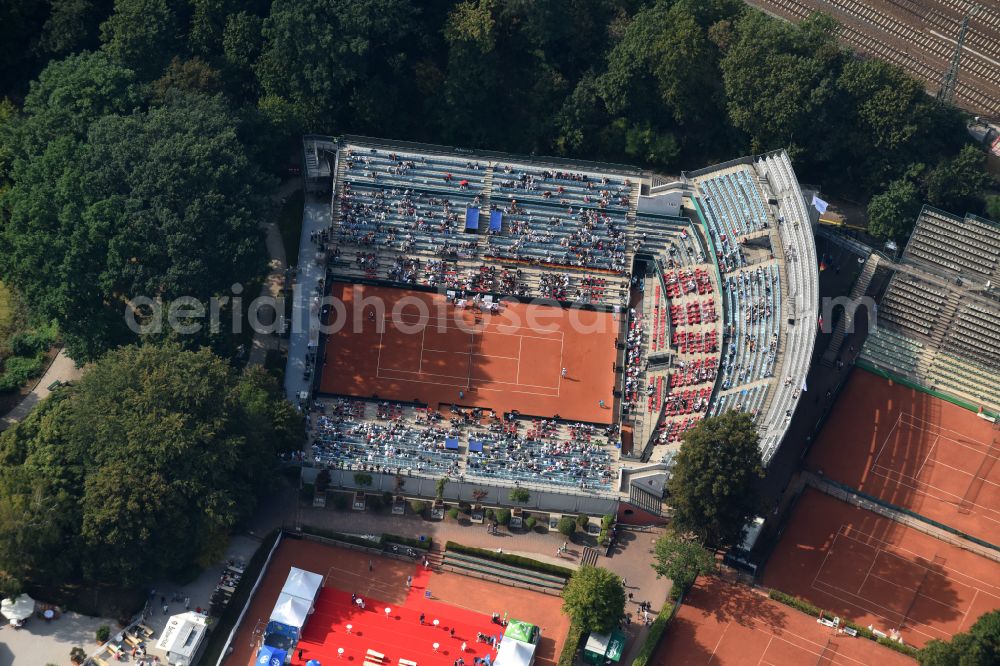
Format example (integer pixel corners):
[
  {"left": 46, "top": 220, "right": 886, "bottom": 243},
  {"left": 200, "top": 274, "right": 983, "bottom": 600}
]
[
  {"left": 92, "top": 658, "right": 109, "bottom": 666},
  {"left": 364, "top": 660, "right": 383, "bottom": 666},
  {"left": 124, "top": 634, "right": 143, "bottom": 647},
  {"left": 399, "top": 659, "right": 418, "bottom": 666},
  {"left": 367, "top": 649, "right": 386, "bottom": 661}
]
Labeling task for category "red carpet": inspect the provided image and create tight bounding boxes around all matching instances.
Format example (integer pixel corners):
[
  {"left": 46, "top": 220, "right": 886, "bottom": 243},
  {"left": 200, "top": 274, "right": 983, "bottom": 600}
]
[{"left": 297, "top": 563, "right": 507, "bottom": 666}]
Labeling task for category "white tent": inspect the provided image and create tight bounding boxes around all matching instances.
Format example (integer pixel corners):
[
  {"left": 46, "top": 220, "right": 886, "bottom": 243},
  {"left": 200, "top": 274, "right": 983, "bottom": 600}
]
[
  {"left": 1, "top": 594, "right": 35, "bottom": 622},
  {"left": 270, "top": 592, "right": 312, "bottom": 629},
  {"left": 156, "top": 611, "right": 209, "bottom": 666},
  {"left": 281, "top": 567, "right": 323, "bottom": 603},
  {"left": 494, "top": 638, "right": 536, "bottom": 666}
]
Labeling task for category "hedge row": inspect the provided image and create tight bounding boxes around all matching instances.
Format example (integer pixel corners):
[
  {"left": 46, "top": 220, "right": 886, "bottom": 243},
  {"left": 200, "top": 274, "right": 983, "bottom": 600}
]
[
  {"left": 300, "top": 526, "right": 432, "bottom": 551},
  {"left": 557, "top": 621, "right": 585, "bottom": 666},
  {"left": 444, "top": 541, "right": 573, "bottom": 579},
  {"left": 767, "top": 590, "right": 919, "bottom": 658},
  {"left": 633, "top": 601, "right": 678, "bottom": 666},
  {"left": 199, "top": 528, "right": 281, "bottom": 665}
]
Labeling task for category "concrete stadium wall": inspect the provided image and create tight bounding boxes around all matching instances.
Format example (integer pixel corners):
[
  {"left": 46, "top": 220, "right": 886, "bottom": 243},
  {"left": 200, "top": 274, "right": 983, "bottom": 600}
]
[{"left": 300, "top": 467, "right": 619, "bottom": 516}]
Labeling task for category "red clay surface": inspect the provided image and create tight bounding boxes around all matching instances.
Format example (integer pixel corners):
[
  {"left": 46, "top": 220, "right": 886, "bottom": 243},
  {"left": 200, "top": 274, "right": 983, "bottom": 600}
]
[
  {"left": 807, "top": 369, "right": 1000, "bottom": 546},
  {"left": 763, "top": 489, "right": 1000, "bottom": 648},
  {"left": 655, "top": 575, "right": 916, "bottom": 665},
  {"left": 224, "top": 539, "right": 568, "bottom": 666},
  {"left": 319, "top": 283, "right": 619, "bottom": 423}
]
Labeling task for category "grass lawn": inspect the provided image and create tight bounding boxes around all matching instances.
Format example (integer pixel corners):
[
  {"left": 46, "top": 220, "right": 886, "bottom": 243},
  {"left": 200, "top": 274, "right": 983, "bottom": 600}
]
[{"left": 279, "top": 188, "right": 305, "bottom": 267}]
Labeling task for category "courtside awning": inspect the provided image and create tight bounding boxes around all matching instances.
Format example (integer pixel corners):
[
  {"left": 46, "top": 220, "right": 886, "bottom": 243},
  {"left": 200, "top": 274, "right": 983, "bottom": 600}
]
[
  {"left": 465, "top": 207, "right": 480, "bottom": 230},
  {"left": 489, "top": 209, "right": 503, "bottom": 232}
]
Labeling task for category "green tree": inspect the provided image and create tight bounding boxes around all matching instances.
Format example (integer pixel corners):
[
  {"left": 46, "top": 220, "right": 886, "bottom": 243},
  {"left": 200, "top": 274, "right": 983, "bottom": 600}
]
[
  {"left": 651, "top": 531, "right": 716, "bottom": 594},
  {"left": 0, "top": 343, "right": 302, "bottom": 587},
  {"left": 925, "top": 144, "right": 992, "bottom": 214},
  {"left": 1, "top": 92, "right": 269, "bottom": 361},
  {"left": 918, "top": 610, "right": 1000, "bottom": 665},
  {"left": 557, "top": 516, "right": 576, "bottom": 537},
  {"left": 256, "top": 0, "right": 419, "bottom": 132},
  {"left": 151, "top": 56, "right": 224, "bottom": 104},
  {"left": 985, "top": 196, "right": 1000, "bottom": 222},
  {"left": 561, "top": 566, "right": 625, "bottom": 633},
  {"left": 99, "top": 0, "right": 181, "bottom": 77},
  {"left": 38, "top": 0, "right": 114, "bottom": 57},
  {"left": 667, "top": 411, "right": 763, "bottom": 548},
  {"left": 867, "top": 177, "right": 923, "bottom": 242},
  {"left": 509, "top": 487, "right": 530, "bottom": 504}
]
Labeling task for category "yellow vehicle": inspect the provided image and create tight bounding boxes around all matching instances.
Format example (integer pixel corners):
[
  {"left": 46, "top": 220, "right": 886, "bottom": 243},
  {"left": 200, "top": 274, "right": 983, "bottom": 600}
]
[{"left": 818, "top": 210, "right": 866, "bottom": 232}]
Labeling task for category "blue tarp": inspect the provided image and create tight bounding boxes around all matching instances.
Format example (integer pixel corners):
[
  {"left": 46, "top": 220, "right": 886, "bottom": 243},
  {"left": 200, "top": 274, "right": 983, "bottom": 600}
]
[
  {"left": 256, "top": 645, "right": 288, "bottom": 666},
  {"left": 469, "top": 440, "right": 484, "bottom": 452},
  {"left": 465, "top": 207, "right": 480, "bottom": 230},
  {"left": 489, "top": 209, "right": 503, "bottom": 232},
  {"left": 445, "top": 437, "right": 459, "bottom": 450},
  {"left": 264, "top": 620, "right": 300, "bottom": 650}
]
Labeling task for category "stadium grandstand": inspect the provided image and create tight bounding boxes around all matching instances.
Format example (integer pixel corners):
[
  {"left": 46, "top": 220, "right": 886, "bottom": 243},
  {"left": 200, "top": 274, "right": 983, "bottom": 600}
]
[
  {"left": 860, "top": 205, "right": 1000, "bottom": 412},
  {"left": 289, "top": 136, "right": 819, "bottom": 509}
]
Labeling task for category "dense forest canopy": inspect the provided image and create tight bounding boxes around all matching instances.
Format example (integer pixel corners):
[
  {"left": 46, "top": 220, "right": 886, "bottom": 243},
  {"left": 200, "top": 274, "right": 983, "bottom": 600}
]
[{"left": 0, "top": 0, "right": 993, "bottom": 359}]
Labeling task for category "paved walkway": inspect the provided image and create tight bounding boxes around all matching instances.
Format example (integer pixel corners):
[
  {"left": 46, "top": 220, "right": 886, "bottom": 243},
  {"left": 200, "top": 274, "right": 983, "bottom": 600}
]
[
  {"left": 0, "top": 348, "right": 82, "bottom": 431},
  {"left": 248, "top": 180, "right": 300, "bottom": 368},
  {"left": 0, "top": 608, "right": 111, "bottom": 666},
  {"left": 284, "top": 196, "right": 331, "bottom": 405}
]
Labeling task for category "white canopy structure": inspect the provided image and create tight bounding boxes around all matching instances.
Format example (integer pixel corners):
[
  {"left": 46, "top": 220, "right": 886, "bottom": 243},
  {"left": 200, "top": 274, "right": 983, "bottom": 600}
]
[
  {"left": 1, "top": 594, "right": 35, "bottom": 622},
  {"left": 281, "top": 567, "right": 323, "bottom": 603},
  {"left": 494, "top": 638, "right": 536, "bottom": 666},
  {"left": 156, "top": 611, "right": 209, "bottom": 666},
  {"left": 270, "top": 592, "right": 312, "bottom": 629}
]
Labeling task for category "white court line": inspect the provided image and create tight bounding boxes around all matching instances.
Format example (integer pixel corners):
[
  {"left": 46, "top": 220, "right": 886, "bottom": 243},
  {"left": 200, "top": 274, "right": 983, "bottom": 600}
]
[
  {"left": 835, "top": 525, "right": 1000, "bottom": 594},
  {"left": 809, "top": 577, "right": 946, "bottom": 643},
  {"left": 515, "top": 336, "right": 523, "bottom": 385},
  {"left": 753, "top": 627, "right": 871, "bottom": 666},
  {"left": 418, "top": 327, "right": 425, "bottom": 373},
  {"left": 912, "top": 435, "right": 939, "bottom": 480},
  {"left": 868, "top": 464, "right": 1000, "bottom": 523},
  {"left": 871, "top": 412, "right": 904, "bottom": 469},
  {"left": 386, "top": 312, "right": 565, "bottom": 341},
  {"left": 958, "top": 589, "right": 980, "bottom": 633},
  {"left": 378, "top": 366, "right": 557, "bottom": 390},
  {"left": 420, "top": 348, "right": 520, "bottom": 360},
  {"left": 756, "top": 635, "right": 774, "bottom": 666},
  {"left": 709, "top": 621, "right": 731, "bottom": 662},
  {"left": 375, "top": 369, "right": 560, "bottom": 397}
]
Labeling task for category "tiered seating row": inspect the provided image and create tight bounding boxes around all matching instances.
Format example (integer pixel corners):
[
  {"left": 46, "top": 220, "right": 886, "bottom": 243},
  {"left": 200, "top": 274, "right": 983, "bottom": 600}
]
[
  {"left": 861, "top": 326, "right": 926, "bottom": 374},
  {"left": 720, "top": 264, "right": 780, "bottom": 389},
  {"left": 905, "top": 208, "right": 1000, "bottom": 279},
  {"left": 947, "top": 304, "right": 1000, "bottom": 367}
]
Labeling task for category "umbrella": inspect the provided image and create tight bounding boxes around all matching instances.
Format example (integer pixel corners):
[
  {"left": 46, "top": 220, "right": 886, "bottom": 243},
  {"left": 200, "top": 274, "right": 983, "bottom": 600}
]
[
  {"left": 307, "top": 661, "right": 322, "bottom": 666},
  {"left": 1, "top": 594, "right": 35, "bottom": 621}
]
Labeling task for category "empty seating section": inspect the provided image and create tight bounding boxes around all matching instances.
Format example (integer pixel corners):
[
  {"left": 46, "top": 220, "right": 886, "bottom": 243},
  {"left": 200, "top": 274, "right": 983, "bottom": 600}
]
[
  {"left": 721, "top": 265, "right": 780, "bottom": 388},
  {"left": 699, "top": 168, "right": 769, "bottom": 239},
  {"left": 698, "top": 194, "right": 746, "bottom": 273},
  {"left": 753, "top": 152, "right": 819, "bottom": 464},
  {"left": 711, "top": 384, "right": 770, "bottom": 418},
  {"left": 633, "top": 213, "right": 706, "bottom": 268},
  {"left": 312, "top": 400, "right": 462, "bottom": 475},
  {"left": 945, "top": 304, "right": 1000, "bottom": 368},
  {"left": 465, "top": 419, "right": 614, "bottom": 490},
  {"left": 929, "top": 350, "right": 1000, "bottom": 407},
  {"left": 860, "top": 327, "right": 925, "bottom": 374},
  {"left": 878, "top": 275, "right": 946, "bottom": 337},
  {"left": 905, "top": 208, "right": 1000, "bottom": 280}
]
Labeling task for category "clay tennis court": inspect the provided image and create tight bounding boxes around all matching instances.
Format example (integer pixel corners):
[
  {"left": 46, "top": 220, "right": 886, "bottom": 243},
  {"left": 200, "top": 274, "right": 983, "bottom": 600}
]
[
  {"left": 224, "top": 538, "right": 568, "bottom": 666},
  {"left": 318, "top": 283, "right": 619, "bottom": 423},
  {"left": 763, "top": 489, "right": 1000, "bottom": 648},
  {"left": 807, "top": 369, "right": 1000, "bottom": 545},
  {"left": 654, "top": 575, "right": 915, "bottom": 665}
]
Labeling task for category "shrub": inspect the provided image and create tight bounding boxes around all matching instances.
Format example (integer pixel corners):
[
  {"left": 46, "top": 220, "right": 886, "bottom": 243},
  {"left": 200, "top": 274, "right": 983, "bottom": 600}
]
[
  {"left": 0, "top": 354, "right": 44, "bottom": 392},
  {"left": 315, "top": 468, "right": 331, "bottom": 492},
  {"left": 576, "top": 514, "right": 589, "bottom": 529},
  {"left": 557, "top": 516, "right": 576, "bottom": 537},
  {"left": 382, "top": 534, "right": 431, "bottom": 550},
  {"left": 95, "top": 625, "right": 110, "bottom": 643},
  {"left": 557, "top": 621, "right": 585, "bottom": 666},
  {"left": 485, "top": 508, "right": 495, "bottom": 520},
  {"left": 601, "top": 514, "right": 614, "bottom": 529},
  {"left": 409, "top": 500, "right": 427, "bottom": 515},
  {"left": 509, "top": 487, "right": 531, "bottom": 503},
  {"left": 353, "top": 472, "right": 373, "bottom": 486},
  {"left": 367, "top": 494, "right": 383, "bottom": 511},
  {"left": 448, "top": 507, "right": 460, "bottom": 519},
  {"left": 435, "top": 477, "right": 448, "bottom": 499},
  {"left": 445, "top": 541, "right": 573, "bottom": 578},
  {"left": 382, "top": 491, "right": 393, "bottom": 506},
  {"left": 495, "top": 508, "right": 511, "bottom": 525},
  {"left": 525, "top": 516, "right": 537, "bottom": 530},
  {"left": 70, "top": 649, "right": 87, "bottom": 666}
]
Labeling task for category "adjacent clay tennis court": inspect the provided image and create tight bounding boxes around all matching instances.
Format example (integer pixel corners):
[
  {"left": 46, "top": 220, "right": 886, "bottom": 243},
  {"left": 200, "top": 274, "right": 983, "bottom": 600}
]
[
  {"left": 319, "top": 283, "right": 619, "bottom": 423},
  {"left": 225, "top": 538, "right": 568, "bottom": 666},
  {"left": 807, "top": 369, "right": 1000, "bottom": 546},
  {"left": 763, "top": 489, "right": 1000, "bottom": 647},
  {"left": 654, "top": 575, "right": 915, "bottom": 665}
]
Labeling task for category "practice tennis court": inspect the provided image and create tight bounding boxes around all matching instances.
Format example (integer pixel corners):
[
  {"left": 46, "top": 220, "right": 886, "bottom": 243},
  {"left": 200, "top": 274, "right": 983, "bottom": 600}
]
[
  {"left": 318, "top": 283, "right": 619, "bottom": 423},
  {"left": 807, "top": 369, "right": 1000, "bottom": 545},
  {"left": 764, "top": 489, "right": 1000, "bottom": 647},
  {"left": 654, "top": 576, "right": 915, "bottom": 665}
]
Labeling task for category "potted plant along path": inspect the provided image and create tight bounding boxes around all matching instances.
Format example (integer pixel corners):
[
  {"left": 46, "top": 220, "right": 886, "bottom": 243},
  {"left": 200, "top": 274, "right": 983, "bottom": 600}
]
[
  {"left": 470, "top": 488, "right": 488, "bottom": 523},
  {"left": 431, "top": 477, "right": 447, "bottom": 520},
  {"left": 393, "top": 474, "right": 406, "bottom": 514}
]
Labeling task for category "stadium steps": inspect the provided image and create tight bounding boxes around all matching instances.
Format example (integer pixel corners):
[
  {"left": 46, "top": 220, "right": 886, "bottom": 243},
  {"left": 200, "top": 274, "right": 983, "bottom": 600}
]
[
  {"left": 929, "top": 291, "right": 961, "bottom": 346},
  {"left": 440, "top": 551, "right": 567, "bottom": 591},
  {"left": 481, "top": 166, "right": 495, "bottom": 205},
  {"left": 821, "top": 253, "right": 879, "bottom": 366}
]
